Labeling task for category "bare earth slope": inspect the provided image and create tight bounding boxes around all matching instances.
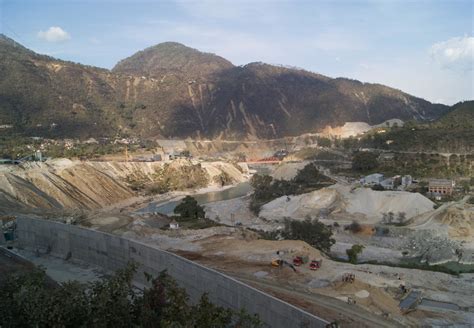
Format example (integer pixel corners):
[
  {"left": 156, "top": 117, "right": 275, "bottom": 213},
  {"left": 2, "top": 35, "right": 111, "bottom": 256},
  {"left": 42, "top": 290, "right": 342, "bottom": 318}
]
[{"left": 0, "top": 159, "right": 247, "bottom": 213}]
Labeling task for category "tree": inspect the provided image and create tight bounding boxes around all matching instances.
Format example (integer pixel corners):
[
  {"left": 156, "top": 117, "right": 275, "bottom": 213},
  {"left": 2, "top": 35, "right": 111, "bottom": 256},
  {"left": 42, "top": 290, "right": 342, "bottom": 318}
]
[
  {"left": 352, "top": 151, "right": 379, "bottom": 171},
  {"left": 281, "top": 217, "right": 335, "bottom": 253},
  {"left": 346, "top": 244, "right": 365, "bottom": 264},
  {"left": 250, "top": 174, "right": 273, "bottom": 190},
  {"left": 174, "top": 196, "right": 205, "bottom": 220},
  {"left": 0, "top": 264, "right": 262, "bottom": 328},
  {"left": 293, "top": 163, "right": 322, "bottom": 186}
]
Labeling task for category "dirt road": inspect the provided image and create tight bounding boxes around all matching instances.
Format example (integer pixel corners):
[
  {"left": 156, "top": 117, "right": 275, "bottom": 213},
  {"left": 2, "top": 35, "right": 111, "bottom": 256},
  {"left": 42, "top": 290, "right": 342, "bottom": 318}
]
[{"left": 226, "top": 271, "right": 405, "bottom": 328}]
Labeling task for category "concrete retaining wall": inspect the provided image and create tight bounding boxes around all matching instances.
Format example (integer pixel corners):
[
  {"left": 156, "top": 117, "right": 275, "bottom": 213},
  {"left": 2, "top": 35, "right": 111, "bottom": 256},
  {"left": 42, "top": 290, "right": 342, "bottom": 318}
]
[{"left": 16, "top": 217, "right": 328, "bottom": 328}]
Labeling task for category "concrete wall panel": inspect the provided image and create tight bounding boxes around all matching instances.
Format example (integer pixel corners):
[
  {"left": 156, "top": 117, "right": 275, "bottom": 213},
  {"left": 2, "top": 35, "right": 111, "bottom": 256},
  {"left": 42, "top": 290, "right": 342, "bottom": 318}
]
[{"left": 16, "top": 217, "right": 329, "bottom": 328}]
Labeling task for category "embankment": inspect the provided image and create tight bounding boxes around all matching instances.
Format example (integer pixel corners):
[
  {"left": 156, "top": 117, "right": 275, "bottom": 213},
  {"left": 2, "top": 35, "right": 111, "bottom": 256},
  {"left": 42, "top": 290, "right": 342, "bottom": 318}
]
[{"left": 0, "top": 159, "right": 248, "bottom": 213}]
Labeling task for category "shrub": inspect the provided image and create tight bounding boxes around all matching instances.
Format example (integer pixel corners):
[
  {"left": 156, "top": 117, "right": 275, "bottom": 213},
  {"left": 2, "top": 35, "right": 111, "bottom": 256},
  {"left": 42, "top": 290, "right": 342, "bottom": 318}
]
[{"left": 346, "top": 244, "right": 365, "bottom": 264}]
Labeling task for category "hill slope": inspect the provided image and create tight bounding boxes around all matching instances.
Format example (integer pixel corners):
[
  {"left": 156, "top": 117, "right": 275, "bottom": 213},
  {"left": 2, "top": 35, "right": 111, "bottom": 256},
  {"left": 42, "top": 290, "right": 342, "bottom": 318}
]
[
  {"left": 0, "top": 34, "right": 450, "bottom": 139},
  {"left": 358, "top": 101, "right": 474, "bottom": 153}
]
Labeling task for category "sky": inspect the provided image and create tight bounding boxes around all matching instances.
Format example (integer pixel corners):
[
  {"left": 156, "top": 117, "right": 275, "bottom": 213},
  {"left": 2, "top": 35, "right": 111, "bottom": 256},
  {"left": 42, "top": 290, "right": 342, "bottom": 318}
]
[{"left": 1, "top": 0, "right": 473, "bottom": 105}]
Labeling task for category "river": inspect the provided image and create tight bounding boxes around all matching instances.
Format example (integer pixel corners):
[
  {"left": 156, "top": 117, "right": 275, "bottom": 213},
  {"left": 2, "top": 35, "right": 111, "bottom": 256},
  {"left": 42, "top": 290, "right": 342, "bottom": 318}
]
[
  {"left": 136, "top": 163, "right": 277, "bottom": 215},
  {"left": 137, "top": 182, "right": 253, "bottom": 215}
]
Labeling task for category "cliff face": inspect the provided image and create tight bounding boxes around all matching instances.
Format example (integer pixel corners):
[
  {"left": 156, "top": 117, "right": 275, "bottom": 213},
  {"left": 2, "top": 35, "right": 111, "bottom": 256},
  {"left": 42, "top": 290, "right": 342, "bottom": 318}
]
[{"left": 0, "top": 34, "right": 449, "bottom": 140}]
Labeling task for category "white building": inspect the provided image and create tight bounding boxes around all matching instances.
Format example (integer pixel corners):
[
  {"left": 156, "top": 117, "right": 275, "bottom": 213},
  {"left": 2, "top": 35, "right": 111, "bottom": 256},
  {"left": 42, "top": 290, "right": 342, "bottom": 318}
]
[
  {"left": 401, "top": 175, "right": 413, "bottom": 188},
  {"left": 381, "top": 178, "right": 394, "bottom": 190},
  {"left": 361, "top": 173, "right": 384, "bottom": 185},
  {"left": 169, "top": 219, "right": 179, "bottom": 230}
]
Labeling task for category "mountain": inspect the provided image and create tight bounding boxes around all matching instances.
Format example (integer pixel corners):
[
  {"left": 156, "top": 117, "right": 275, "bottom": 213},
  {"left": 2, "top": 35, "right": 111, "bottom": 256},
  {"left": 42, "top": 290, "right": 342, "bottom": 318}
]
[
  {"left": 113, "top": 42, "right": 233, "bottom": 78},
  {"left": 0, "top": 34, "right": 451, "bottom": 139}
]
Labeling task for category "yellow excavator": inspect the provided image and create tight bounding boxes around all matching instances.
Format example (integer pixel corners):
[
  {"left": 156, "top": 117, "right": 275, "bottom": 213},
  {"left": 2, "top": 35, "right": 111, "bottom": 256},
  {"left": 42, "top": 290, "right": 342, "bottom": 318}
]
[{"left": 271, "top": 259, "right": 297, "bottom": 272}]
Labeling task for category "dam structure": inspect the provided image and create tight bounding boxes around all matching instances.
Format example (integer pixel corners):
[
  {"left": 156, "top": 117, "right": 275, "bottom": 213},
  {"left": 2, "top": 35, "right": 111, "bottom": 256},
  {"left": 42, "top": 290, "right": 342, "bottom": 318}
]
[{"left": 15, "top": 217, "right": 329, "bottom": 328}]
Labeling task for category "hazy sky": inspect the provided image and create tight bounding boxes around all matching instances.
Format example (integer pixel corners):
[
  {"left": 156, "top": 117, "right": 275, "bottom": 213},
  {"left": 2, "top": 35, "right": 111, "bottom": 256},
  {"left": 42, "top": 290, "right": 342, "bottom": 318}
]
[{"left": 1, "top": 0, "right": 473, "bottom": 105}]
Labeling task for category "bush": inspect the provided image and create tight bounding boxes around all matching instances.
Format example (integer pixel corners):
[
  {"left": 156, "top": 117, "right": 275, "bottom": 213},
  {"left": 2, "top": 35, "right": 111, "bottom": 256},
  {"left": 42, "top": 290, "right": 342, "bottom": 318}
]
[
  {"left": 346, "top": 244, "right": 365, "bottom": 264},
  {"left": 281, "top": 217, "right": 335, "bottom": 253}
]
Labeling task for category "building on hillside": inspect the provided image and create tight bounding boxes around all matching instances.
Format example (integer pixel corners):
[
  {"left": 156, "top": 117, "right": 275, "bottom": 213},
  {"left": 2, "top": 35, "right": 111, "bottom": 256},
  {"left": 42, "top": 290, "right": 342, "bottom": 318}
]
[
  {"left": 428, "top": 179, "right": 455, "bottom": 196},
  {"left": 401, "top": 175, "right": 413, "bottom": 188},
  {"left": 169, "top": 219, "right": 179, "bottom": 230},
  {"left": 381, "top": 178, "right": 394, "bottom": 190},
  {"left": 274, "top": 149, "right": 289, "bottom": 160},
  {"left": 361, "top": 173, "right": 384, "bottom": 185}
]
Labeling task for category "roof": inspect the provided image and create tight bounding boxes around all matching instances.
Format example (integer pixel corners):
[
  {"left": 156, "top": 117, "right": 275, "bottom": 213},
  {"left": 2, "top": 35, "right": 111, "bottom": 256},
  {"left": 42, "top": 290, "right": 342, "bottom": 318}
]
[
  {"left": 429, "top": 179, "right": 454, "bottom": 187},
  {"left": 365, "top": 173, "right": 384, "bottom": 179}
]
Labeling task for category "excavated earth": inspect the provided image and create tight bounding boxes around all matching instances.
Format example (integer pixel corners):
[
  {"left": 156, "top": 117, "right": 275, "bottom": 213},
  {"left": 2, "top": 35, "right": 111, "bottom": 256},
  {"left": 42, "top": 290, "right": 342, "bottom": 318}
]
[{"left": 0, "top": 159, "right": 248, "bottom": 214}]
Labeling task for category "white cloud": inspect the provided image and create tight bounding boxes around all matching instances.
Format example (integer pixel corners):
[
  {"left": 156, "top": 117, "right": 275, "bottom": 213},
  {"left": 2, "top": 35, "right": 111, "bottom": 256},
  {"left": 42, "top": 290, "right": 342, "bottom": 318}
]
[
  {"left": 430, "top": 36, "right": 473, "bottom": 71},
  {"left": 37, "top": 26, "right": 71, "bottom": 42}
]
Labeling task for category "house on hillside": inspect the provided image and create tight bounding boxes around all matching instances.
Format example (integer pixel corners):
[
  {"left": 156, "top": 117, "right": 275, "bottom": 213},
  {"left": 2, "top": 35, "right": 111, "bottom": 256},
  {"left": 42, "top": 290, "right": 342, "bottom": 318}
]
[
  {"left": 428, "top": 179, "right": 455, "bottom": 196},
  {"left": 169, "top": 219, "right": 179, "bottom": 230},
  {"left": 361, "top": 173, "right": 384, "bottom": 186},
  {"left": 381, "top": 178, "right": 394, "bottom": 190},
  {"left": 401, "top": 175, "right": 413, "bottom": 189}
]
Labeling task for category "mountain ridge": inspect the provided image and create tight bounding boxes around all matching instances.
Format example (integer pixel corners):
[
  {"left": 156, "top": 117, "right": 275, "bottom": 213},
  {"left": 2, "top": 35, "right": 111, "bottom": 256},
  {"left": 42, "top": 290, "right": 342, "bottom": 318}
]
[{"left": 0, "top": 34, "right": 452, "bottom": 139}]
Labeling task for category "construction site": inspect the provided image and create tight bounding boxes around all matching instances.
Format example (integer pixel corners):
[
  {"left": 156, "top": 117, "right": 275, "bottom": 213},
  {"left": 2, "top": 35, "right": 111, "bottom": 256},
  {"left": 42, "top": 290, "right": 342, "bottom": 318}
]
[{"left": 1, "top": 136, "right": 473, "bottom": 327}]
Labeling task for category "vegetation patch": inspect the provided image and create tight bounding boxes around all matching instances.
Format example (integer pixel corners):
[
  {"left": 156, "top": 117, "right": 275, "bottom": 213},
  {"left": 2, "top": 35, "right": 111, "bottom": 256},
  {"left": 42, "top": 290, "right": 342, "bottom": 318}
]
[
  {"left": 346, "top": 244, "right": 365, "bottom": 264},
  {"left": 253, "top": 217, "right": 335, "bottom": 253},
  {"left": 0, "top": 263, "right": 262, "bottom": 327},
  {"left": 249, "top": 163, "right": 333, "bottom": 214},
  {"left": 174, "top": 196, "right": 205, "bottom": 220},
  {"left": 125, "top": 163, "right": 210, "bottom": 195}
]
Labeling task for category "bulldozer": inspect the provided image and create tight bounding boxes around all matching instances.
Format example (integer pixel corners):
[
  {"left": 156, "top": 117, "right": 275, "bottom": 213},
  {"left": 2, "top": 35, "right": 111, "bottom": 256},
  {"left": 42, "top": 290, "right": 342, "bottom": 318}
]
[
  {"left": 292, "top": 255, "right": 309, "bottom": 266},
  {"left": 309, "top": 259, "right": 322, "bottom": 270}
]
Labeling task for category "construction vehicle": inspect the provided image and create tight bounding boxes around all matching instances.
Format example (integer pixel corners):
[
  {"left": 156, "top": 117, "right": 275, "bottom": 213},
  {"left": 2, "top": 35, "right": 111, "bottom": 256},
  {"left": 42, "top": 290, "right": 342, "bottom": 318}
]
[
  {"left": 309, "top": 259, "right": 322, "bottom": 270},
  {"left": 293, "top": 256, "right": 303, "bottom": 266},
  {"left": 293, "top": 255, "right": 309, "bottom": 267},
  {"left": 271, "top": 259, "right": 297, "bottom": 272},
  {"left": 342, "top": 273, "right": 355, "bottom": 283}
]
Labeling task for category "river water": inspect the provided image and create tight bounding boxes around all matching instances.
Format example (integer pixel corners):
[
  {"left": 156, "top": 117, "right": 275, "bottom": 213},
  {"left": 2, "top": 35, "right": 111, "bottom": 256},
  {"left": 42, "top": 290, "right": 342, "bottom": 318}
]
[
  {"left": 136, "top": 163, "right": 276, "bottom": 216},
  {"left": 137, "top": 182, "right": 253, "bottom": 215}
]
